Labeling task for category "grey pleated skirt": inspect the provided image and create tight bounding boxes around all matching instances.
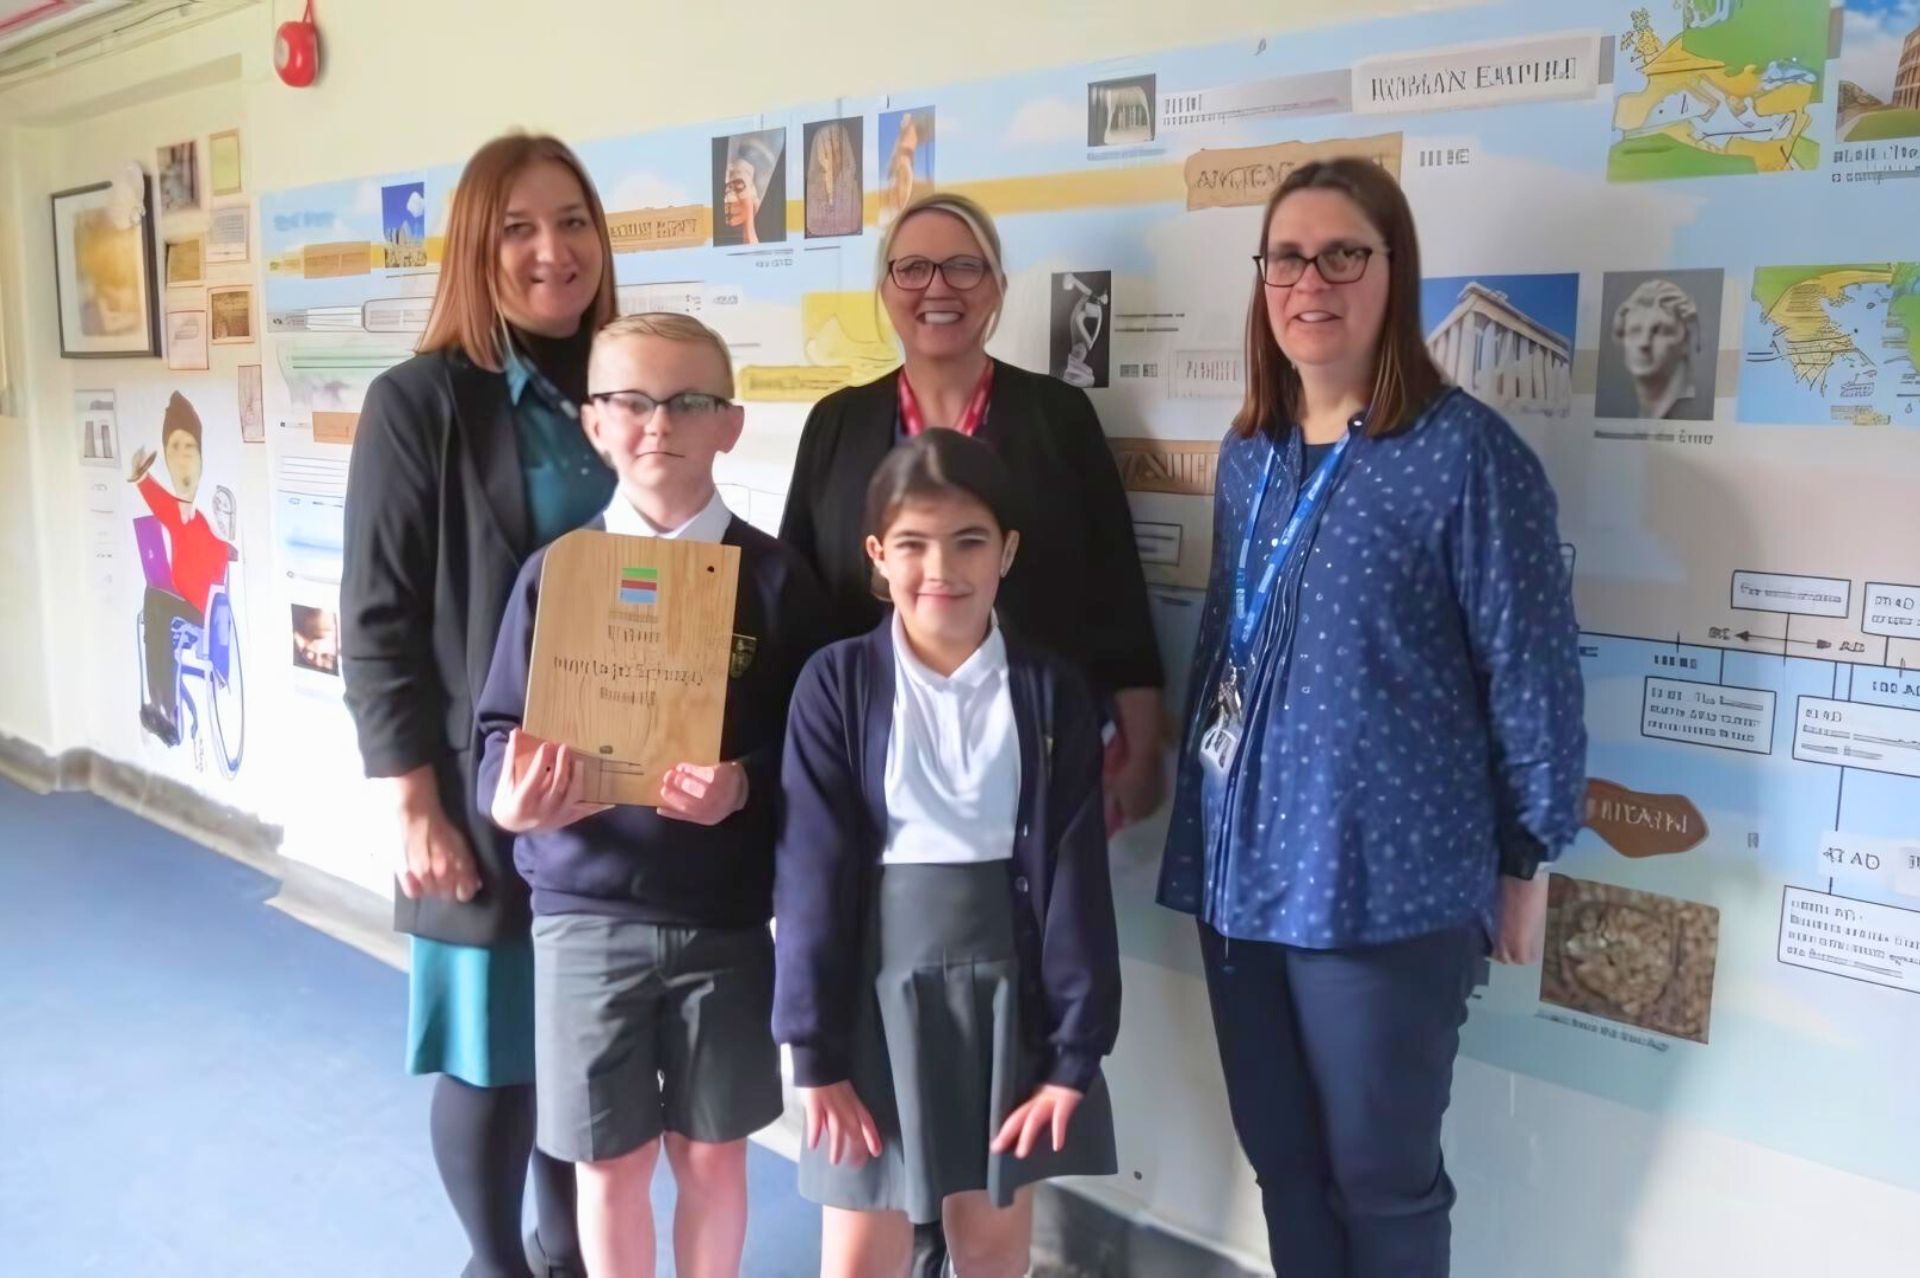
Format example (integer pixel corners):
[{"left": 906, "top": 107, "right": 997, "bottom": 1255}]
[{"left": 798, "top": 861, "right": 1116, "bottom": 1224}]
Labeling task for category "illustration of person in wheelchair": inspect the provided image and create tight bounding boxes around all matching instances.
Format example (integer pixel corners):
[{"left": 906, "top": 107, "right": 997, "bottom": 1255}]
[{"left": 128, "top": 391, "right": 244, "bottom": 778}]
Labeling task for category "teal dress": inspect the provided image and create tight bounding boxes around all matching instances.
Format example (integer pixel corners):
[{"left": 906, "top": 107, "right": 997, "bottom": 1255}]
[{"left": 406, "top": 332, "right": 614, "bottom": 1087}]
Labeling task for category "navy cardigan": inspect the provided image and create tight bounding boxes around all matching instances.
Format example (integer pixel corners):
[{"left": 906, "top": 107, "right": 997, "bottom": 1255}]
[
  {"left": 476, "top": 514, "right": 828, "bottom": 927},
  {"left": 772, "top": 621, "right": 1121, "bottom": 1093}
]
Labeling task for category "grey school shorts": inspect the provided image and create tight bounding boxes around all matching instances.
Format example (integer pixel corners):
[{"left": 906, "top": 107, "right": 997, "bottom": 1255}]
[{"left": 530, "top": 913, "right": 783, "bottom": 1163}]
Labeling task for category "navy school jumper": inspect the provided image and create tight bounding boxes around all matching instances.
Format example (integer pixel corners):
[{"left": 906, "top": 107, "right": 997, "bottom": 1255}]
[{"left": 772, "top": 620, "right": 1122, "bottom": 1093}]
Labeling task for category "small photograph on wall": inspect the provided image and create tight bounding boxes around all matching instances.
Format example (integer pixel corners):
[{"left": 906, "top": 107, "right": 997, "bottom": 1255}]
[
  {"left": 205, "top": 204, "right": 250, "bottom": 265},
  {"left": 238, "top": 364, "right": 264, "bottom": 443},
  {"left": 291, "top": 604, "right": 341, "bottom": 676},
  {"left": 51, "top": 178, "right": 161, "bottom": 358},
  {"left": 209, "top": 128, "right": 243, "bottom": 197},
  {"left": 804, "top": 116, "right": 864, "bottom": 239},
  {"left": 877, "top": 107, "right": 935, "bottom": 227},
  {"left": 712, "top": 128, "right": 788, "bottom": 247},
  {"left": 157, "top": 140, "right": 200, "bottom": 215},
  {"left": 1088, "top": 74, "right": 1156, "bottom": 147},
  {"left": 1837, "top": 0, "right": 1920, "bottom": 142},
  {"left": 76, "top": 389, "right": 120, "bottom": 468},
  {"left": 1421, "top": 273, "right": 1580, "bottom": 418},
  {"left": 1539, "top": 874, "right": 1720, "bottom": 1045},
  {"left": 1595, "top": 268, "right": 1725, "bottom": 421},
  {"left": 166, "top": 308, "right": 209, "bottom": 371},
  {"left": 382, "top": 182, "right": 428, "bottom": 269},
  {"left": 209, "top": 286, "right": 254, "bottom": 345},
  {"left": 165, "top": 236, "right": 205, "bottom": 288},
  {"left": 1051, "top": 270, "right": 1111, "bottom": 390}
]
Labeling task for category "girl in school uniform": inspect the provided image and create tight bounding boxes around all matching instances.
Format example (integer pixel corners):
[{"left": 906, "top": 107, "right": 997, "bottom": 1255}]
[{"left": 774, "top": 428, "right": 1122, "bottom": 1278}]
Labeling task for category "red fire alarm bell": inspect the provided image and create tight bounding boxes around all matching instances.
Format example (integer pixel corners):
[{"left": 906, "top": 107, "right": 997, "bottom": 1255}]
[{"left": 275, "top": 1, "right": 319, "bottom": 88}]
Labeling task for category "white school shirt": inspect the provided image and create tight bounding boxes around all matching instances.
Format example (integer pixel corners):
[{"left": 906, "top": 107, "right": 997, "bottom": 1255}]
[
  {"left": 602, "top": 487, "right": 732, "bottom": 543},
  {"left": 882, "top": 613, "right": 1021, "bottom": 864}
]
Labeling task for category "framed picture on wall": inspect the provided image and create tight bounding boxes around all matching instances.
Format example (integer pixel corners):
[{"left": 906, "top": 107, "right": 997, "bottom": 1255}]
[
  {"left": 157, "top": 139, "right": 200, "bottom": 215},
  {"left": 165, "top": 308, "right": 209, "bottom": 371},
  {"left": 50, "top": 178, "right": 162, "bottom": 359},
  {"left": 164, "top": 235, "right": 205, "bottom": 287},
  {"left": 209, "top": 285, "right": 254, "bottom": 345},
  {"left": 209, "top": 128, "right": 243, "bottom": 197}
]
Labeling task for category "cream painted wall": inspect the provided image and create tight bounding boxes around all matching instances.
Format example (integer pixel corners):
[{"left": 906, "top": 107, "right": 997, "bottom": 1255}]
[
  {"left": 0, "top": 124, "right": 51, "bottom": 746},
  {"left": 1, "top": 2, "right": 1915, "bottom": 1274},
  {"left": 0, "top": 412, "right": 51, "bottom": 745}
]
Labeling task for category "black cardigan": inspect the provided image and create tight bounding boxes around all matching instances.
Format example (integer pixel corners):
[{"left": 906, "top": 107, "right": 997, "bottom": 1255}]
[
  {"left": 777, "top": 360, "right": 1164, "bottom": 698},
  {"left": 772, "top": 622, "right": 1122, "bottom": 1093},
  {"left": 341, "top": 346, "right": 574, "bottom": 946}
]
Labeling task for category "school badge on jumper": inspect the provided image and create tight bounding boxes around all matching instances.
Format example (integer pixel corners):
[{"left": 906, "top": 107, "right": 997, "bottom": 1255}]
[{"left": 729, "top": 633, "right": 758, "bottom": 678}]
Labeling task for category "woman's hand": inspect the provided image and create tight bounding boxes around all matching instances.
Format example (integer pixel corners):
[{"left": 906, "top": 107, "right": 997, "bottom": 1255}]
[
  {"left": 128, "top": 445, "right": 156, "bottom": 484},
  {"left": 392, "top": 768, "right": 482, "bottom": 902},
  {"left": 1493, "top": 873, "right": 1550, "bottom": 965},
  {"left": 1103, "top": 688, "right": 1167, "bottom": 834},
  {"left": 990, "top": 1084, "right": 1083, "bottom": 1159},
  {"left": 1104, "top": 749, "right": 1166, "bottom": 835},
  {"left": 490, "top": 729, "right": 611, "bottom": 835},
  {"left": 798, "top": 1081, "right": 882, "bottom": 1167},
  {"left": 658, "top": 762, "right": 747, "bottom": 826}
]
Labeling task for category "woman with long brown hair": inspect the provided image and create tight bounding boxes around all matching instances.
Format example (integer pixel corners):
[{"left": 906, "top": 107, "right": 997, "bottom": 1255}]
[
  {"left": 1159, "top": 159, "right": 1587, "bottom": 1276},
  {"left": 341, "top": 132, "right": 616, "bottom": 1278}
]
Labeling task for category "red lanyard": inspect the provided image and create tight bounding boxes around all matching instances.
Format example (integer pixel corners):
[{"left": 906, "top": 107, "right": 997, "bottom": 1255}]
[{"left": 898, "top": 361, "right": 995, "bottom": 438}]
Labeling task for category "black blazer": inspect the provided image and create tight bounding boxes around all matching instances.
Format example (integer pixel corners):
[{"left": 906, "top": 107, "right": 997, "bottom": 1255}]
[
  {"left": 778, "top": 360, "right": 1164, "bottom": 698},
  {"left": 341, "top": 346, "right": 574, "bottom": 946},
  {"left": 772, "top": 621, "right": 1121, "bottom": 1093}
]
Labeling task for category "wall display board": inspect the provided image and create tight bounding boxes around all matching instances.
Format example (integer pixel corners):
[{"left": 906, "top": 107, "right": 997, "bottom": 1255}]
[{"left": 262, "top": 0, "right": 1920, "bottom": 1201}]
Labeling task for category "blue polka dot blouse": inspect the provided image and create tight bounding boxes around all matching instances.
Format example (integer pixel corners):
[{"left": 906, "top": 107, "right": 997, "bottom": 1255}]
[{"left": 1158, "top": 389, "right": 1588, "bottom": 949}]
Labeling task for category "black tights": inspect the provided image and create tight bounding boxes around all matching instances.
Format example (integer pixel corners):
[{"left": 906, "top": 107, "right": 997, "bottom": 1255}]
[{"left": 430, "top": 1076, "right": 581, "bottom": 1278}]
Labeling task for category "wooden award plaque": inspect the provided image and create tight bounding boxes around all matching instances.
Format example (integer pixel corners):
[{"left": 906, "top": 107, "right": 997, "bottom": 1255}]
[{"left": 523, "top": 529, "right": 740, "bottom": 806}]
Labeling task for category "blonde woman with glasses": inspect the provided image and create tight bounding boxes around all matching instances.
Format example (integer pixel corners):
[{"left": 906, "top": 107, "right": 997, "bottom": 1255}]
[{"left": 779, "top": 192, "right": 1167, "bottom": 843}]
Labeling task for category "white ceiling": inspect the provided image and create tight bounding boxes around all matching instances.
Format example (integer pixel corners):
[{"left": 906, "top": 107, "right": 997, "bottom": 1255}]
[{"left": 0, "top": 1, "right": 134, "bottom": 55}]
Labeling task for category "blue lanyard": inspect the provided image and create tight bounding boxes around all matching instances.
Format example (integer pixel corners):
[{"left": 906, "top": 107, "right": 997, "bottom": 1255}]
[{"left": 1230, "top": 427, "right": 1352, "bottom": 667}]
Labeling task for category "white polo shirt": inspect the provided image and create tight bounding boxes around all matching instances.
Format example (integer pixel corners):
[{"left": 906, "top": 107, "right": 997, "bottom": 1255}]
[
  {"left": 882, "top": 613, "right": 1021, "bottom": 864},
  {"left": 602, "top": 487, "right": 732, "bottom": 543}
]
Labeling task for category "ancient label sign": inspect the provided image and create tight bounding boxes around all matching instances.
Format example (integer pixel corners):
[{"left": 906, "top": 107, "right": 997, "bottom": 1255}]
[
  {"left": 1184, "top": 133, "right": 1403, "bottom": 210},
  {"left": 1109, "top": 438, "right": 1220, "bottom": 496},
  {"left": 606, "top": 205, "right": 713, "bottom": 254},
  {"left": 1585, "top": 778, "right": 1709, "bottom": 858}
]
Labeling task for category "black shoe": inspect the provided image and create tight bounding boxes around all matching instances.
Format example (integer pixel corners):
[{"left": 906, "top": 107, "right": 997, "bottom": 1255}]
[
  {"left": 526, "top": 1230, "right": 585, "bottom": 1278},
  {"left": 139, "top": 703, "right": 181, "bottom": 747},
  {"left": 911, "top": 1221, "right": 949, "bottom": 1278}
]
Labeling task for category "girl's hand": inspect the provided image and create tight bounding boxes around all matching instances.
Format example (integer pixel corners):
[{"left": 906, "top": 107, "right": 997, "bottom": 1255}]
[
  {"left": 490, "top": 729, "right": 610, "bottom": 834},
  {"left": 990, "top": 1084, "right": 1083, "bottom": 1160},
  {"left": 658, "top": 761, "right": 747, "bottom": 825},
  {"left": 1493, "top": 873, "right": 1550, "bottom": 965},
  {"left": 798, "top": 1082, "right": 882, "bottom": 1167}
]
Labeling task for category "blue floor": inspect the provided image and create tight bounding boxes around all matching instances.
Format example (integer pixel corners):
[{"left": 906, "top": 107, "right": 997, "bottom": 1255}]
[{"left": 0, "top": 780, "right": 820, "bottom": 1276}]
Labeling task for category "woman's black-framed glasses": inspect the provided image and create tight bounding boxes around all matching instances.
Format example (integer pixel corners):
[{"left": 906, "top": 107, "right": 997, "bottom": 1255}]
[
  {"left": 887, "top": 254, "right": 991, "bottom": 291},
  {"left": 586, "top": 390, "right": 732, "bottom": 422},
  {"left": 1253, "top": 245, "right": 1382, "bottom": 288}
]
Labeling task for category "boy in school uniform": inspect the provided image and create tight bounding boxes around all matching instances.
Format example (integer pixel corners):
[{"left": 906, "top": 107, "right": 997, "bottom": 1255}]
[{"left": 475, "top": 312, "right": 827, "bottom": 1278}]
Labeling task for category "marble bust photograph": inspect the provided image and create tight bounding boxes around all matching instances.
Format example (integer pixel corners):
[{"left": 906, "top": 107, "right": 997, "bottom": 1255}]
[{"left": 1596, "top": 267, "right": 1726, "bottom": 422}]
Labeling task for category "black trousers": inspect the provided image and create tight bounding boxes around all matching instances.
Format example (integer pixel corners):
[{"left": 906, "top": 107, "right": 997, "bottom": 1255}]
[
  {"left": 142, "top": 586, "right": 201, "bottom": 723},
  {"left": 1198, "top": 921, "right": 1482, "bottom": 1278}
]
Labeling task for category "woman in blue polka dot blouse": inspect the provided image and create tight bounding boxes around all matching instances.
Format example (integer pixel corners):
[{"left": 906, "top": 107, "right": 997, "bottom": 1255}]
[{"left": 1159, "top": 158, "right": 1587, "bottom": 1278}]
